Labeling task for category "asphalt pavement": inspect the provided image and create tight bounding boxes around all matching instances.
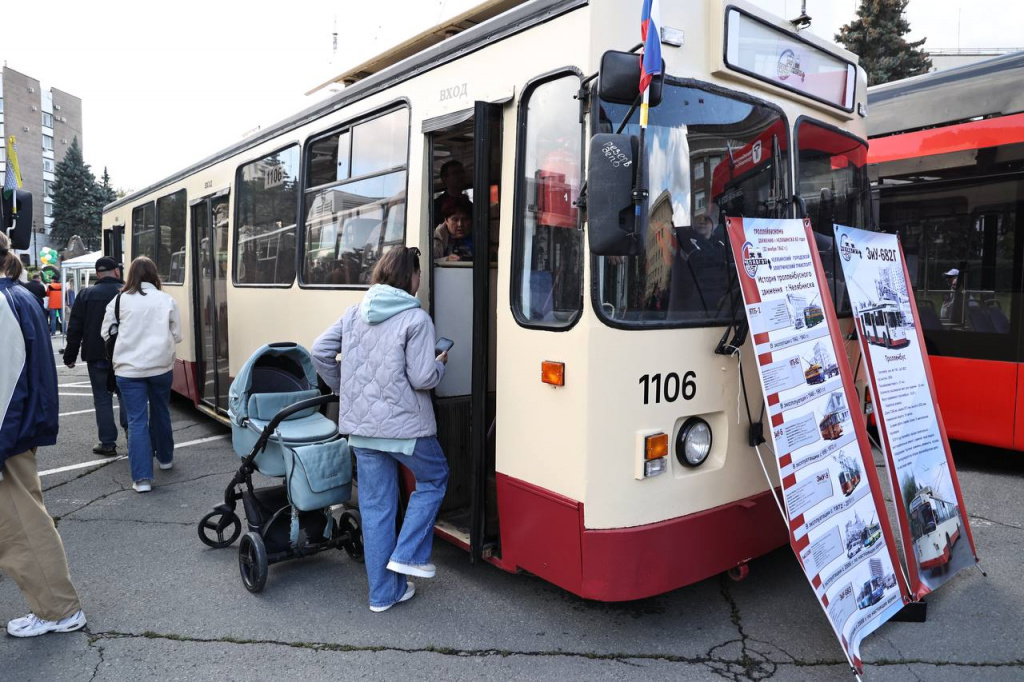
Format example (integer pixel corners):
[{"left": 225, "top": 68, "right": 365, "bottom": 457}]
[{"left": 1, "top": 338, "right": 1022, "bottom": 681}]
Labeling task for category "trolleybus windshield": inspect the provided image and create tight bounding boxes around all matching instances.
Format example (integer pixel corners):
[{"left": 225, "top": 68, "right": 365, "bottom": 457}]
[{"left": 593, "top": 81, "right": 789, "bottom": 328}]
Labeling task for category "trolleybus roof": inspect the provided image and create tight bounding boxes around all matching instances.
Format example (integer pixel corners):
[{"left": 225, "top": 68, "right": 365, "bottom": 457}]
[
  {"left": 105, "top": 0, "right": 586, "bottom": 213},
  {"left": 867, "top": 51, "right": 1024, "bottom": 137}
]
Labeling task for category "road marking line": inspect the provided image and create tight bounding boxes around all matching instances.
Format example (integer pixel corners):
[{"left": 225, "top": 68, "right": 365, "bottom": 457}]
[
  {"left": 59, "top": 382, "right": 92, "bottom": 388},
  {"left": 38, "top": 434, "right": 229, "bottom": 477},
  {"left": 59, "top": 406, "right": 120, "bottom": 417},
  {"left": 59, "top": 392, "right": 94, "bottom": 397}
]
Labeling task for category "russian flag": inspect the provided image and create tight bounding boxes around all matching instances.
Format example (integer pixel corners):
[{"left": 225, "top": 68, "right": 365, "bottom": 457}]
[{"left": 640, "top": 0, "right": 662, "bottom": 93}]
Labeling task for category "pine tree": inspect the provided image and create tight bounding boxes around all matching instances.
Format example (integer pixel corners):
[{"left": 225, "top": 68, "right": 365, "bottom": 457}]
[
  {"left": 97, "top": 166, "right": 118, "bottom": 208},
  {"left": 51, "top": 137, "right": 103, "bottom": 251},
  {"left": 835, "top": 0, "right": 932, "bottom": 86}
]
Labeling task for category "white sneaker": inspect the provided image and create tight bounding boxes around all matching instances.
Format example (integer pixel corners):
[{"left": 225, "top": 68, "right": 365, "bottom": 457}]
[
  {"left": 387, "top": 560, "right": 436, "bottom": 578},
  {"left": 369, "top": 581, "right": 416, "bottom": 613},
  {"left": 158, "top": 460, "right": 173, "bottom": 471},
  {"left": 133, "top": 480, "right": 152, "bottom": 493},
  {"left": 7, "top": 609, "right": 86, "bottom": 637}
]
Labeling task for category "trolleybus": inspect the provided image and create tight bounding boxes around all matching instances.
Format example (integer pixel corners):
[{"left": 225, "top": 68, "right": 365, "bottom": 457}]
[
  {"left": 868, "top": 52, "right": 1024, "bottom": 450},
  {"left": 102, "top": 0, "right": 871, "bottom": 600},
  {"left": 907, "top": 487, "right": 962, "bottom": 571},
  {"left": 857, "top": 301, "right": 909, "bottom": 349}
]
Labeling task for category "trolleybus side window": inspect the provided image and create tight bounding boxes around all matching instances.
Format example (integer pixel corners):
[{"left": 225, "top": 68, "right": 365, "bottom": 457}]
[
  {"left": 301, "top": 107, "right": 410, "bottom": 287},
  {"left": 156, "top": 189, "right": 187, "bottom": 285},
  {"left": 512, "top": 73, "right": 584, "bottom": 329},
  {"left": 593, "top": 82, "right": 789, "bottom": 328},
  {"left": 131, "top": 202, "right": 156, "bottom": 263},
  {"left": 795, "top": 119, "right": 870, "bottom": 314},
  {"left": 234, "top": 146, "right": 300, "bottom": 286},
  {"left": 875, "top": 145, "right": 1022, "bottom": 357}
]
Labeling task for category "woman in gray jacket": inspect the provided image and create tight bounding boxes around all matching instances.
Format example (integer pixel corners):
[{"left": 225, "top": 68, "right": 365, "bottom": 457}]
[{"left": 312, "top": 246, "right": 449, "bottom": 613}]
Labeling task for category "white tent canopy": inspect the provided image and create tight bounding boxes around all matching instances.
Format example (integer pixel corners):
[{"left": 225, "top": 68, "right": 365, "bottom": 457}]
[{"left": 57, "top": 251, "right": 104, "bottom": 334}]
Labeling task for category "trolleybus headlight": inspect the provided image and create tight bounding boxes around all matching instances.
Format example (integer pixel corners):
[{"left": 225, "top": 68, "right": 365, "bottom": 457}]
[{"left": 676, "top": 418, "right": 712, "bottom": 468}]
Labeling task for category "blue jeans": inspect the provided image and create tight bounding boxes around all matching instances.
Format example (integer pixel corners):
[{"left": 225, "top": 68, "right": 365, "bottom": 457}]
[
  {"left": 116, "top": 371, "right": 174, "bottom": 482},
  {"left": 87, "top": 361, "right": 128, "bottom": 447},
  {"left": 353, "top": 437, "right": 449, "bottom": 609},
  {"left": 49, "top": 309, "right": 60, "bottom": 335}
]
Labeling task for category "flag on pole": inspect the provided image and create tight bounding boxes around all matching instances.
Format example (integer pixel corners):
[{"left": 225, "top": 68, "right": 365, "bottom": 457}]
[
  {"left": 639, "top": 0, "right": 662, "bottom": 94},
  {"left": 4, "top": 136, "right": 22, "bottom": 218}
]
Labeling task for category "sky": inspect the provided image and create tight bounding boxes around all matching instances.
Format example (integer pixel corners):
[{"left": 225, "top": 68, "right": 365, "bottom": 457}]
[{"left": 3, "top": 0, "right": 1021, "bottom": 193}]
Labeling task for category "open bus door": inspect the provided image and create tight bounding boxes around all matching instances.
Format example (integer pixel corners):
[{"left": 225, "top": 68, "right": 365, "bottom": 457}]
[{"left": 427, "top": 101, "right": 502, "bottom": 563}]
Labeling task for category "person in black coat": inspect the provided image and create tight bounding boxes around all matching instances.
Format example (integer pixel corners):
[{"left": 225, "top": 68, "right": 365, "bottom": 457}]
[
  {"left": 23, "top": 273, "right": 46, "bottom": 307},
  {"left": 63, "top": 257, "right": 128, "bottom": 456}
]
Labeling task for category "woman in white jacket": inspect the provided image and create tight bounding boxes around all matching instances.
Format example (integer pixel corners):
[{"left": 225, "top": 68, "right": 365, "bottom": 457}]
[{"left": 102, "top": 257, "right": 182, "bottom": 493}]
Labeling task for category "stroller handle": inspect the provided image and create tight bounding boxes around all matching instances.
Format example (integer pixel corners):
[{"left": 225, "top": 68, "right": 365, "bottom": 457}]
[{"left": 252, "top": 394, "right": 340, "bottom": 455}]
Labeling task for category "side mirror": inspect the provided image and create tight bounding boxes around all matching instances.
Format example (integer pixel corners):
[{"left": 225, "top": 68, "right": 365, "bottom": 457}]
[
  {"left": 587, "top": 133, "right": 646, "bottom": 256},
  {"left": 1, "top": 190, "right": 33, "bottom": 250},
  {"left": 598, "top": 50, "right": 664, "bottom": 106}
]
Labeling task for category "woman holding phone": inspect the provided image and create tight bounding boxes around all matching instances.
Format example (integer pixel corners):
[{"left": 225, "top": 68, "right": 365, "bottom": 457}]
[{"left": 312, "top": 246, "right": 449, "bottom": 613}]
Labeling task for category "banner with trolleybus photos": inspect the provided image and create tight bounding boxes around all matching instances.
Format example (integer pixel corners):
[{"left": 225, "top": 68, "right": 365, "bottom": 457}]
[
  {"left": 833, "top": 224, "right": 979, "bottom": 599},
  {"left": 726, "top": 217, "right": 910, "bottom": 673}
]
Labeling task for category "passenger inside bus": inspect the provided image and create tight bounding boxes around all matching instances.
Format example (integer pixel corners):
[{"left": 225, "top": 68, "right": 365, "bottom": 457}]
[
  {"left": 432, "top": 160, "right": 473, "bottom": 226},
  {"left": 433, "top": 195, "right": 474, "bottom": 261}
]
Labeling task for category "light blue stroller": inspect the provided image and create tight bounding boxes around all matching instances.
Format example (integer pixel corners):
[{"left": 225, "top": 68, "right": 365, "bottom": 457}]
[{"left": 196, "top": 342, "right": 362, "bottom": 593}]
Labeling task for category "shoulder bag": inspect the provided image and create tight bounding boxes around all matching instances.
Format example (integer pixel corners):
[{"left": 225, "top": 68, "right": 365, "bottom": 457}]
[{"left": 105, "top": 293, "right": 122, "bottom": 361}]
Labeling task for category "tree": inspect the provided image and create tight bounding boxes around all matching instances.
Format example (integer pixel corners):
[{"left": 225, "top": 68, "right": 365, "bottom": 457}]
[
  {"left": 835, "top": 0, "right": 932, "bottom": 86},
  {"left": 50, "top": 137, "right": 102, "bottom": 251},
  {"left": 97, "top": 166, "right": 118, "bottom": 208}
]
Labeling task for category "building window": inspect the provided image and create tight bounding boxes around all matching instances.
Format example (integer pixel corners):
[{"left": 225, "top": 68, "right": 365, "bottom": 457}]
[
  {"left": 234, "top": 145, "right": 300, "bottom": 286},
  {"left": 44, "top": 202, "right": 53, "bottom": 217},
  {"left": 156, "top": 190, "right": 187, "bottom": 284},
  {"left": 301, "top": 107, "right": 410, "bottom": 287},
  {"left": 44, "top": 180, "right": 54, "bottom": 197},
  {"left": 43, "top": 158, "right": 55, "bottom": 173},
  {"left": 42, "top": 135, "right": 54, "bottom": 151},
  {"left": 42, "top": 112, "right": 54, "bottom": 128}
]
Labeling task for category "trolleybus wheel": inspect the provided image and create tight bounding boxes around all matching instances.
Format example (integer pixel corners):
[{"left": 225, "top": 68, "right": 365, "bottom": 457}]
[
  {"left": 727, "top": 563, "right": 750, "bottom": 582},
  {"left": 338, "top": 509, "right": 364, "bottom": 563},
  {"left": 238, "top": 532, "right": 269, "bottom": 593},
  {"left": 198, "top": 509, "right": 241, "bottom": 549}
]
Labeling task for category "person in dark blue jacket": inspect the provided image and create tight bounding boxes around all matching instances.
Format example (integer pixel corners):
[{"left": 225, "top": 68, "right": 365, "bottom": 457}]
[{"left": 0, "top": 231, "right": 86, "bottom": 638}]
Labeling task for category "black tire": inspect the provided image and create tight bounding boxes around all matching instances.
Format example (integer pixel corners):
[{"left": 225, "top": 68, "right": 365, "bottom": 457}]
[
  {"left": 338, "top": 509, "right": 364, "bottom": 563},
  {"left": 198, "top": 510, "right": 242, "bottom": 549},
  {"left": 238, "top": 532, "right": 269, "bottom": 593}
]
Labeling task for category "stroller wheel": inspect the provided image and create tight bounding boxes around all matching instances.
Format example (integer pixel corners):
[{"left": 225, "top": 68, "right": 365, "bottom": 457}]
[
  {"left": 198, "top": 510, "right": 242, "bottom": 549},
  {"left": 338, "top": 509, "right": 364, "bottom": 563},
  {"left": 238, "top": 532, "right": 269, "bottom": 593}
]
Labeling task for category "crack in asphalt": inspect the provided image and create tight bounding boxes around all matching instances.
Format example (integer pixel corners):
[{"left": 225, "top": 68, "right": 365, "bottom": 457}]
[
  {"left": 84, "top": 630, "right": 106, "bottom": 682},
  {"left": 77, "top": 629, "right": 1024, "bottom": 674},
  {"left": 43, "top": 457, "right": 121, "bottom": 493},
  {"left": 970, "top": 514, "right": 1023, "bottom": 531},
  {"left": 708, "top": 576, "right": 780, "bottom": 681},
  {"left": 61, "top": 517, "right": 194, "bottom": 527}
]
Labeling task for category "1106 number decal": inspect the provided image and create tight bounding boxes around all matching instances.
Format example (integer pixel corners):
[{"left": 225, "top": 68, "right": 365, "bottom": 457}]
[{"left": 639, "top": 371, "right": 696, "bottom": 405}]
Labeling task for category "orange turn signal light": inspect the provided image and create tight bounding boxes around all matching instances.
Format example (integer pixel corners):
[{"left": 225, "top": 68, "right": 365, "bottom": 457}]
[
  {"left": 541, "top": 361, "right": 565, "bottom": 387},
  {"left": 645, "top": 433, "right": 669, "bottom": 460}
]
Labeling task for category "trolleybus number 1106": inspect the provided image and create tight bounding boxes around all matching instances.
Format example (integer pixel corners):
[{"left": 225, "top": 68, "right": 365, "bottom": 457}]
[{"left": 639, "top": 372, "right": 697, "bottom": 405}]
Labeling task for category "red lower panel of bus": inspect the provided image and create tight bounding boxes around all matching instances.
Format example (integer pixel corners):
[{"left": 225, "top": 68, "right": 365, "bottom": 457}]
[
  {"left": 173, "top": 359, "right": 195, "bottom": 401},
  {"left": 495, "top": 473, "right": 788, "bottom": 602},
  {"left": 927, "top": 356, "right": 1017, "bottom": 450}
]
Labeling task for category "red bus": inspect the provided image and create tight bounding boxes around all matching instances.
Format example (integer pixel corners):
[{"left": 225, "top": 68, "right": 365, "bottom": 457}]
[{"left": 867, "top": 52, "right": 1024, "bottom": 451}]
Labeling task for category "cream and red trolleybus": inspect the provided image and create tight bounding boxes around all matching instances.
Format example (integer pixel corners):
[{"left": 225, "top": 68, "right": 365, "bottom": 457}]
[{"left": 101, "top": 0, "right": 870, "bottom": 600}]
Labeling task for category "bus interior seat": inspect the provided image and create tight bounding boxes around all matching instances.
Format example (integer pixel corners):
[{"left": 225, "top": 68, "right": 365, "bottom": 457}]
[
  {"left": 917, "top": 302, "right": 942, "bottom": 331},
  {"left": 967, "top": 300, "right": 996, "bottom": 333},
  {"left": 528, "top": 270, "right": 554, "bottom": 321},
  {"left": 986, "top": 300, "right": 1011, "bottom": 333}
]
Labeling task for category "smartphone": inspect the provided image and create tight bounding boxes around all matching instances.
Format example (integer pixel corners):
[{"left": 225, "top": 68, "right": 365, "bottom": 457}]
[{"left": 435, "top": 337, "right": 454, "bottom": 355}]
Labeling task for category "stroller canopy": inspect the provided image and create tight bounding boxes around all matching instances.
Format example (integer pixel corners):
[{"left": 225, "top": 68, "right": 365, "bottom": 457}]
[{"left": 228, "top": 343, "right": 319, "bottom": 426}]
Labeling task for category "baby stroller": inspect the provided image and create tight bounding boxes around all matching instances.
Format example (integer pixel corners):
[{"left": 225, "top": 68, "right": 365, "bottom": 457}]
[{"left": 196, "top": 342, "right": 363, "bottom": 593}]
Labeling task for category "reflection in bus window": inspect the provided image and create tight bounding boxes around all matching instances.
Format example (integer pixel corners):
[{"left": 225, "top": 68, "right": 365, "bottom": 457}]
[
  {"left": 796, "top": 121, "right": 871, "bottom": 313},
  {"left": 513, "top": 74, "right": 582, "bottom": 328},
  {"left": 131, "top": 202, "right": 155, "bottom": 262},
  {"left": 594, "top": 84, "right": 790, "bottom": 327},
  {"left": 157, "top": 189, "right": 187, "bottom": 284},
  {"left": 235, "top": 146, "right": 300, "bottom": 285},
  {"left": 875, "top": 149, "right": 1021, "bottom": 347},
  {"left": 302, "top": 108, "right": 409, "bottom": 286}
]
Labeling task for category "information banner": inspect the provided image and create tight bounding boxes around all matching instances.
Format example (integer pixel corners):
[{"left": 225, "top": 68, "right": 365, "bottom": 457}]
[
  {"left": 833, "top": 225, "right": 979, "bottom": 598},
  {"left": 727, "top": 218, "right": 909, "bottom": 673}
]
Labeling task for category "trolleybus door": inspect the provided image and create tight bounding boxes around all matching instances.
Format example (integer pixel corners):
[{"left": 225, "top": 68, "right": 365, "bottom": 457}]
[
  {"left": 428, "top": 101, "right": 502, "bottom": 562},
  {"left": 190, "top": 192, "right": 231, "bottom": 414}
]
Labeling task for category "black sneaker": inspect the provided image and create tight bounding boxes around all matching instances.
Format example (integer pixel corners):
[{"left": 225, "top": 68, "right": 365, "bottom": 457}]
[{"left": 92, "top": 443, "right": 117, "bottom": 456}]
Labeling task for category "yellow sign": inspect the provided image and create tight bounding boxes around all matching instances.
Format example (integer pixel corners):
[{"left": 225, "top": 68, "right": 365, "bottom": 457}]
[{"left": 6, "top": 135, "right": 23, "bottom": 188}]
